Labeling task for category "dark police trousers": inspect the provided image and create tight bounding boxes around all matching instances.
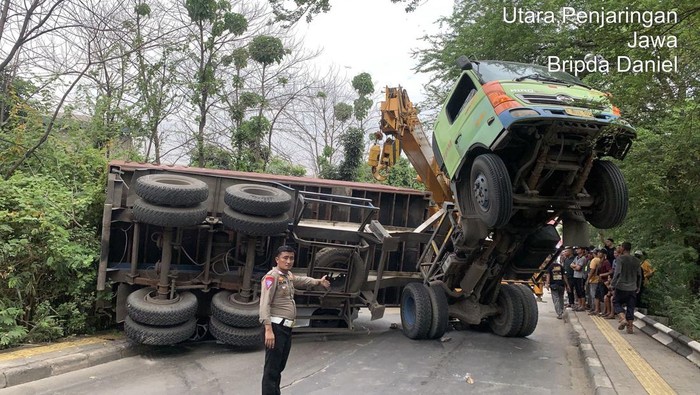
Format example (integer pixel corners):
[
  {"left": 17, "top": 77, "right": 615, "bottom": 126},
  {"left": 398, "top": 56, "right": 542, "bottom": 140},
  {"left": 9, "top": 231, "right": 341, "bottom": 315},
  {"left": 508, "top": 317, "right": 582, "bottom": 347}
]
[{"left": 262, "top": 323, "right": 293, "bottom": 395}]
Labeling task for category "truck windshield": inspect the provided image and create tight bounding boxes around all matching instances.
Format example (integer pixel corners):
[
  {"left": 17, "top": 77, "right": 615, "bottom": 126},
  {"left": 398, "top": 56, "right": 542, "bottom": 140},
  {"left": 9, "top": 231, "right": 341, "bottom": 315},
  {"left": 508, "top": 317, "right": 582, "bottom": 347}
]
[{"left": 475, "top": 61, "right": 584, "bottom": 86}]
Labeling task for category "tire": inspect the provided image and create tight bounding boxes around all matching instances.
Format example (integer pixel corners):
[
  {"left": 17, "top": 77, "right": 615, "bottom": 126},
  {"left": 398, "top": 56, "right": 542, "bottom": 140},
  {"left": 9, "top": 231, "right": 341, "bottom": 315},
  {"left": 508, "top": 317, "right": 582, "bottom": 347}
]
[
  {"left": 470, "top": 153, "right": 513, "bottom": 228},
  {"left": 132, "top": 199, "right": 207, "bottom": 228},
  {"left": 127, "top": 288, "right": 198, "bottom": 326},
  {"left": 209, "top": 316, "right": 263, "bottom": 348},
  {"left": 211, "top": 291, "right": 260, "bottom": 328},
  {"left": 224, "top": 184, "right": 292, "bottom": 217},
  {"left": 221, "top": 206, "right": 288, "bottom": 237},
  {"left": 489, "top": 284, "right": 524, "bottom": 337},
  {"left": 124, "top": 316, "right": 196, "bottom": 345},
  {"left": 314, "top": 248, "right": 366, "bottom": 294},
  {"left": 427, "top": 282, "right": 449, "bottom": 339},
  {"left": 584, "top": 160, "right": 628, "bottom": 229},
  {"left": 134, "top": 174, "right": 208, "bottom": 206},
  {"left": 400, "top": 283, "right": 433, "bottom": 340},
  {"left": 513, "top": 284, "right": 538, "bottom": 337}
]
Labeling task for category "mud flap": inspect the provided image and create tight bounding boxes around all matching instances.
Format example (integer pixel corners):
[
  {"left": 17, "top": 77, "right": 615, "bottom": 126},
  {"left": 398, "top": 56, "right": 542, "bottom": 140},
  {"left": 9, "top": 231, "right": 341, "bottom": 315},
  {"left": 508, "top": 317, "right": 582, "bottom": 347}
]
[{"left": 562, "top": 212, "right": 589, "bottom": 247}]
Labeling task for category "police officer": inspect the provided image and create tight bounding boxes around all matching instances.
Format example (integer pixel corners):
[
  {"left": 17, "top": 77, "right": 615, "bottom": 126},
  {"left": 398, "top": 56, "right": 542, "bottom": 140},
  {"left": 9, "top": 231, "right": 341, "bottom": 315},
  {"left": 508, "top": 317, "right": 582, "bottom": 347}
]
[{"left": 260, "top": 245, "right": 330, "bottom": 395}]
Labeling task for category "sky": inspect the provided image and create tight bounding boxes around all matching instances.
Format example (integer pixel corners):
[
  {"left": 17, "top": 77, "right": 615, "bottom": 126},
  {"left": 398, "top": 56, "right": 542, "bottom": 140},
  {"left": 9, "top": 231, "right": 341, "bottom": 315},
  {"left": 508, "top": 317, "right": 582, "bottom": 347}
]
[{"left": 292, "top": 0, "right": 455, "bottom": 104}]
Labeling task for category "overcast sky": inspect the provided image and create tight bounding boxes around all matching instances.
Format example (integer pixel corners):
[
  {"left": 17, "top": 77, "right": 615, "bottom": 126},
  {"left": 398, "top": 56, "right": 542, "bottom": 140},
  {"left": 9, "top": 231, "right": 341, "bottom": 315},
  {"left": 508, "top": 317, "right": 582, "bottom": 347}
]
[{"left": 292, "top": 0, "right": 455, "bottom": 103}]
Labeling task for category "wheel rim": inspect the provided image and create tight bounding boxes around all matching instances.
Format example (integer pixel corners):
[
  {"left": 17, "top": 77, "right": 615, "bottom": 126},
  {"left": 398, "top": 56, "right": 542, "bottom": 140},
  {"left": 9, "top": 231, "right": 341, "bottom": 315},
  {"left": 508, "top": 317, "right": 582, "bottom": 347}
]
[
  {"left": 145, "top": 290, "right": 181, "bottom": 305},
  {"left": 403, "top": 295, "right": 416, "bottom": 326},
  {"left": 473, "top": 172, "right": 490, "bottom": 212}
]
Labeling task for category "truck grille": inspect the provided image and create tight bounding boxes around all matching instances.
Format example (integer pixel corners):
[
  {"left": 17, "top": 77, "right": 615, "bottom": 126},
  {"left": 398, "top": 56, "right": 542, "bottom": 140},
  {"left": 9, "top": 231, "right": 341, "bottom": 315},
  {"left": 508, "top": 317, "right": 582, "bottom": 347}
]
[{"left": 517, "top": 94, "right": 605, "bottom": 110}]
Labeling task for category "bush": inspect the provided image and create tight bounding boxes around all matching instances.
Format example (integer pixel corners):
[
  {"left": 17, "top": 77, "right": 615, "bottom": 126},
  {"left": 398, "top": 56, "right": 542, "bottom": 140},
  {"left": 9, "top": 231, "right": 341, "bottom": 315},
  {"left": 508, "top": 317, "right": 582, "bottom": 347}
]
[{"left": 0, "top": 172, "right": 104, "bottom": 348}]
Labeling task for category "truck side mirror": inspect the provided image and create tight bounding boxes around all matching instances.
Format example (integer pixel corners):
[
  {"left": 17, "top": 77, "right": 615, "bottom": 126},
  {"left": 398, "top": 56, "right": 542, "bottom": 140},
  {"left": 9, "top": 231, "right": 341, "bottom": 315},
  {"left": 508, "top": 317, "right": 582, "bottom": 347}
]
[{"left": 456, "top": 56, "right": 472, "bottom": 70}]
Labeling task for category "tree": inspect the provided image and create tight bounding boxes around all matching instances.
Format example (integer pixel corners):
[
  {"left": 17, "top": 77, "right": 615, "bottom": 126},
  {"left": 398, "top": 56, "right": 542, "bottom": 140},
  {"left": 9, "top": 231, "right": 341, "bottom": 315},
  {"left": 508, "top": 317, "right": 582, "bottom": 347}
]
[
  {"left": 248, "top": 34, "right": 285, "bottom": 167},
  {"left": 183, "top": 0, "right": 248, "bottom": 167},
  {"left": 334, "top": 72, "right": 374, "bottom": 181},
  {"left": 268, "top": 0, "right": 422, "bottom": 25},
  {"left": 0, "top": 0, "right": 130, "bottom": 179},
  {"left": 129, "top": 0, "right": 184, "bottom": 164}
]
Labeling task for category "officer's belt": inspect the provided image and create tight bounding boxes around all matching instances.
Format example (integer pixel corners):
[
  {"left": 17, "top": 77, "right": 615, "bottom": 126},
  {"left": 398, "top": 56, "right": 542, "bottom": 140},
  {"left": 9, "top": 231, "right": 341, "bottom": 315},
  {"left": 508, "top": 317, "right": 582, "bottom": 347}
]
[{"left": 270, "top": 317, "right": 294, "bottom": 328}]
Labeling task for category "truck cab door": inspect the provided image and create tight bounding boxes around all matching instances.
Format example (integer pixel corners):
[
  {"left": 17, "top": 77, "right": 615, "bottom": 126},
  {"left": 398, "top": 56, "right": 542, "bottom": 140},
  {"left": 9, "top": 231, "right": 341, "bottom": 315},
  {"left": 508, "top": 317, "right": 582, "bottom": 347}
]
[{"left": 434, "top": 72, "right": 484, "bottom": 178}]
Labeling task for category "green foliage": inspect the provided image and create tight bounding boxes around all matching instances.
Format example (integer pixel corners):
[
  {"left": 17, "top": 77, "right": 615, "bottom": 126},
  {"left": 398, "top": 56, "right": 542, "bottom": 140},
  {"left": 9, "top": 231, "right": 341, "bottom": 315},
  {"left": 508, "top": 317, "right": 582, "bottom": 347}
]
[
  {"left": 353, "top": 96, "right": 372, "bottom": 121},
  {"left": 269, "top": 0, "right": 331, "bottom": 25},
  {"left": 189, "top": 143, "right": 234, "bottom": 170},
  {"left": 0, "top": 304, "right": 27, "bottom": 347},
  {"left": 351, "top": 73, "right": 374, "bottom": 97},
  {"left": 266, "top": 157, "right": 306, "bottom": 177},
  {"left": 231, "top": 115, "right": 271, "bottom": 171},
  {"left": 0, "top": 172, "right": 103, "bottom": 347},
  {"left": 249, "top": 36, "right": 285, "bottom": 66},
  {"left": 333, "top": 102, "right": 352, "bottom": 123},
  {"left": 185, "top": 0, "right": 220, "bottom": 22},
  {"left": 268, "top": 0, "right": 419, "bottom": 25},
  {"left": 0, "top": 90, "right": 105, "bottom": 347},
  {"left": 336, "top": 127, "right": 365, "bottom": 181},
  {"left": 231, "top": 47, "right": 249, "bottom": 69},
  {"left": 223, "top": 12, "right": 247, "bottom": 36},
  {"left": 386, "top": 157, "right": 424, "bottom": 190},
  {"left": 134, "top": 3, "right": 151, "bottom": 16}
]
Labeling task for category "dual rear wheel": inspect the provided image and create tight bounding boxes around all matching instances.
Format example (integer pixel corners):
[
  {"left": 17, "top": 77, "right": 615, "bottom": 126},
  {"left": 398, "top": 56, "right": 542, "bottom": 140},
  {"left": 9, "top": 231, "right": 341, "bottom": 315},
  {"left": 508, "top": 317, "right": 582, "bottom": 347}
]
[{"left": 400, "top": 282, "right": 449, "bottom": 340}]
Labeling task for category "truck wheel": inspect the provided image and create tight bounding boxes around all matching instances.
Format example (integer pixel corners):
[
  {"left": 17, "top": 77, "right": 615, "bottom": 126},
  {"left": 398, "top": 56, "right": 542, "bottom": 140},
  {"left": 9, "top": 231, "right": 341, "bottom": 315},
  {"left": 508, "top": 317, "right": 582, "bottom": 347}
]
[
  {"left": 470, "top": 154, "right": 513, "bottom": 228},
  {"left": 427, "top": 282, "right": 449, "bottom": 339},
  {"left": 224, "top": 184, "right": 292, "bottom": 217},
  {"left": 314, "top": 248, "right": 366, "bottom": 294},
  {"left": 584, "top": 160, "right": 628, "bottom": 229},
  {"left": 400, "top": 283, "right": 433, "bottom": 340},
  {"left": 513, "top": 284, "right": 538, "bottom": 337},
  {"left": 124, "top": 316, "right": 196, "bottom": 346},
  {"left": 132, "top": 199, "right": 207, "bottom": 228},
  {"left": 127, "top": 288, "right": 198, "bottom": 326},
  {"left": 209, "top": 316, "right": 263, "bottom": 348},
  {"left": 134, "top": 174, "right": 208, "bottom": 207},
  {"left": 489, "top": 284, "right": 524, "bottom": 337},
  {"left": 222, "top": 206, "right": 288, "bottom": 237},
  {"left": 211, "top": 291, "right": 260, "bottom": 328}
]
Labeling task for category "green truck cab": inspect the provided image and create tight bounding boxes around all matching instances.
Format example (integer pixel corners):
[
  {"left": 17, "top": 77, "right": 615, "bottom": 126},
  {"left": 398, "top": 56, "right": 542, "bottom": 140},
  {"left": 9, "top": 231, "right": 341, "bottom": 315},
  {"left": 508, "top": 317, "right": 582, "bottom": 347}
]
[{"left": 432, "top": 58, "right": 636, "bottom": 230}]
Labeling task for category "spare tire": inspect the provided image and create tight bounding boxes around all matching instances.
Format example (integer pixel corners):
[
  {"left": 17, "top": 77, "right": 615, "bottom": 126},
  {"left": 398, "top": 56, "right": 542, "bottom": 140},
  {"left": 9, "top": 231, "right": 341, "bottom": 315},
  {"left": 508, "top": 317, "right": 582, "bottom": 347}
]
[
  {"left": 127, "top": 288, "right": 198, "bottom": 326},
  {"left": 132, "top": 199, "right": 207, "bottom": 228},
  {"left": 221, "top": 206, "right": 288, "bottom": 237},
  {"left": 211, "top": 291, "right": 260, "bottom": 328},
  {"left": 224, "top": 184, "right": 292, "bottom": 216},
  {"left": 124, "top": 316, "right": 196, "bottom": 346},
  {"left": 314, "top": 248, "right": 366, "bottom": 294},
  {"left": 134, "top": 174, "right": 209, "bottom": 207}
]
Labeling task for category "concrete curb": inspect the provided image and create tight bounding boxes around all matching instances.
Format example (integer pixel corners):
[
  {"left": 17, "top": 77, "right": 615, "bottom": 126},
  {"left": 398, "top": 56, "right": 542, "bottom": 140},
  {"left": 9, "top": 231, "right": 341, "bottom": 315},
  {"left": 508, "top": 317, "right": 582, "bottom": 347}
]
[
  {"left": 0, "top": 339, "right": 138, "bottom": 389},
  {"left": 566, "top": 310, "right": 617, "bottom": 395},
  {"left": 633, "top": 311, "right": 700, "bottom": 368}
]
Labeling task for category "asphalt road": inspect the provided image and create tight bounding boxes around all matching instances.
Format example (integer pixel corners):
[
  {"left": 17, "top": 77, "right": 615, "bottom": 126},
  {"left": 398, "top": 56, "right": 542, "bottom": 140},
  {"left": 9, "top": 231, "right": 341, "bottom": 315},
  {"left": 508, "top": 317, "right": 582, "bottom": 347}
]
[{"left": 0, "top": 302, "right": 590, "bottom": 395}]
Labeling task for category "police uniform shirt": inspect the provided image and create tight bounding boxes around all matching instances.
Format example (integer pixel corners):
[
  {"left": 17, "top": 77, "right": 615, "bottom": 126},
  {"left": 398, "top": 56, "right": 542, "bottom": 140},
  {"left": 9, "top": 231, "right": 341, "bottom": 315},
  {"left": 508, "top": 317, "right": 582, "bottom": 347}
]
[{"left": 259, "top": 269, "right": 317, "bottom": 325}]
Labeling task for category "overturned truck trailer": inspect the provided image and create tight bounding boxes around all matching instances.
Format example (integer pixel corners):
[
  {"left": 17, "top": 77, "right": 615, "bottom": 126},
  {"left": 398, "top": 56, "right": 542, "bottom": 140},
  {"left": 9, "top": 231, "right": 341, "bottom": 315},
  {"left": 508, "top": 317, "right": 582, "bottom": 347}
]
[{"left": 98, "top": 160, "right": 557, "bottom": 345}]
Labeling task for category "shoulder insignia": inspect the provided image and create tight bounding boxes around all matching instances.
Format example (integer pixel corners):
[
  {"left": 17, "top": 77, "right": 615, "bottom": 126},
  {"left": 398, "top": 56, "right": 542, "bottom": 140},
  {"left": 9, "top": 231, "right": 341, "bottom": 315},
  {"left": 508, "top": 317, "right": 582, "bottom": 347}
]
[{"left": 264, "top": 276, "right": 274, "bottom": 289}]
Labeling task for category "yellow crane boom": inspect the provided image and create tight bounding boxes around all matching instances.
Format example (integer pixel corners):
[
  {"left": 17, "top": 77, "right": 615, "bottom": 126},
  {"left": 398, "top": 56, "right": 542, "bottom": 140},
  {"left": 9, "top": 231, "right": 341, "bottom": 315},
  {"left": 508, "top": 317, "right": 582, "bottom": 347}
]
[{"left": 368, "top": 87, "right": 453, "bottom": 208}]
